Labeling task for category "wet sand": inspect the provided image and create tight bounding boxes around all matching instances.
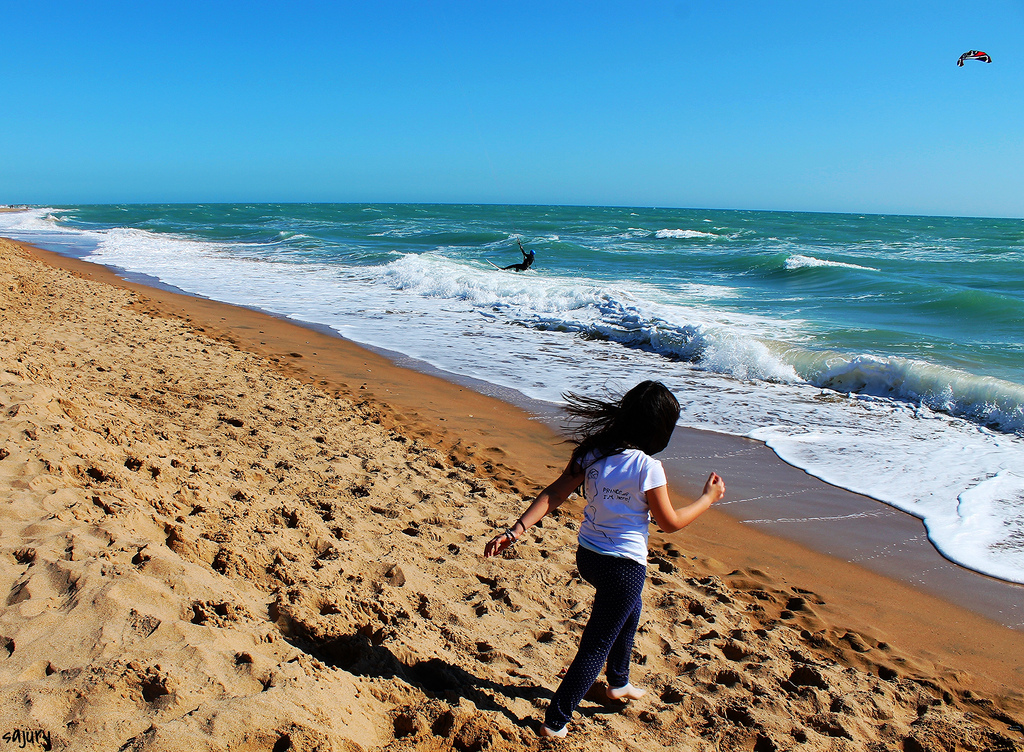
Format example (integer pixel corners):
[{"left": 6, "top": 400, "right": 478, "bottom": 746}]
[{"left": 2, "top": 236, "right": 1023, "bottom": 751}]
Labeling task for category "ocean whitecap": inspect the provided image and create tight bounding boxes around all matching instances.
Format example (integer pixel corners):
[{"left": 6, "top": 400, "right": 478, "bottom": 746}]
[{"left": 785, "top": 254, "right": 879, "bottom": 272}]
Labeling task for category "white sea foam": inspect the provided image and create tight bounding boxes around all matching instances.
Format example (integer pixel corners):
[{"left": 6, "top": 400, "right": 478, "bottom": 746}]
[
  {"left": 750, "top": 412, "right": 1024, "bottom": 584},
  {"left": 785, "top": 254, "right": 880, "bottom": 272},
  {"left": 787, "top": 352, "right": 1024, "bottom": 434},
  {"left": 0, "top": 207, "right": 61, "bottom": 230},
  {"left": 672, "top": 282, "right": 738, "bottom": 301},
  {"left": 655, "top": 228, "right": 719, "bottom": 239}
]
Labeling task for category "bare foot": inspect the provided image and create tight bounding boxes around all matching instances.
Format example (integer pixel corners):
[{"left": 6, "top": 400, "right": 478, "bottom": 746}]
[{"left": 606, "top": 683, "right": 646, "bottom": 701}]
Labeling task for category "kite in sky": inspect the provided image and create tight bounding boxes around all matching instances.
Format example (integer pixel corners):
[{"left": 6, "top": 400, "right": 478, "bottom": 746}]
[{"left": 957, "top": 50, "right": 992, "bottom": 66}]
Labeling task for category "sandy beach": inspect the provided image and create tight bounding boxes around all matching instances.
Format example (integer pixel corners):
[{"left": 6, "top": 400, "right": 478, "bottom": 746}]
[{"left": 2, "top": 234, "right": 1023, "bottom": 751}]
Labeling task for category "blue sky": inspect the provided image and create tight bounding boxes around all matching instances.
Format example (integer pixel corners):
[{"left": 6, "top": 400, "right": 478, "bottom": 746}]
[{"left": 1, "top": 1, "right": 1022, "bottom": 217}]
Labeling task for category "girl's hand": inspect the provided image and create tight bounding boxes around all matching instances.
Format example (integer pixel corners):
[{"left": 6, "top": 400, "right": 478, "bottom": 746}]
[
  {"left": 481, "top": 464, "right": 580, "bottom": 558},
  {"left": 484, "top": 530, "right": 517, "bottom": 557},
  {"left": 703, "top": 472, "right": 726, "bottom": 503}
]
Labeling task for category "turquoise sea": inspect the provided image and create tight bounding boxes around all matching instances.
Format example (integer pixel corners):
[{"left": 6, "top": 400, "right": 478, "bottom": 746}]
[{"left": 3, "top": 204, "right": 1024, "bottom": 585}]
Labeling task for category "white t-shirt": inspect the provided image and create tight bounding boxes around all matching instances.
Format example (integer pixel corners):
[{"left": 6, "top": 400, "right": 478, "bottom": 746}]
[{"left": 577, "top": 448, "right": 667, "bottom": 566}]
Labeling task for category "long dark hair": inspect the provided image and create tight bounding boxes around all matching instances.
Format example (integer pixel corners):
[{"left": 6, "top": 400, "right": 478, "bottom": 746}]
[{"left": 564, "top": 380, "right": 680, "bottom": 472}]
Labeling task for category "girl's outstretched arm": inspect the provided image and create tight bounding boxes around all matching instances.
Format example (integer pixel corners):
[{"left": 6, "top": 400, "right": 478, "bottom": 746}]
[
  {"left": 647, "top": 472, "right": 725, "bottom": 534},
  {"left": 483, "top": 463, "right": 584, "bottom": 557}
]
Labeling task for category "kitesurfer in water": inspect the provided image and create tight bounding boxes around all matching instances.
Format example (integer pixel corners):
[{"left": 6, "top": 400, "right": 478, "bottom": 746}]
[{"left": 504, "top": 240, "right": 535, "bottom": 271}]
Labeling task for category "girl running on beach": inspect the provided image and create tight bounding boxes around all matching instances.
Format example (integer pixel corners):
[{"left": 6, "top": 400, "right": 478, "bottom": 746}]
[{"left": 484, "top": 380, "right": 725, "bottom": 738}]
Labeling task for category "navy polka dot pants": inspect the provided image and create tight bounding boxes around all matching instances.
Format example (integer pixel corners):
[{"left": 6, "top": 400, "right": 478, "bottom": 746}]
[{"left": 544, "top": 546, "right": 646, "bottom": 731}]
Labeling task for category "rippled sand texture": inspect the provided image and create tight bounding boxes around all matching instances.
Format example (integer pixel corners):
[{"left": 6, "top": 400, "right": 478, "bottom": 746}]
[{"left": 1, "top": 237, "right": 1023, "bottom": 751}]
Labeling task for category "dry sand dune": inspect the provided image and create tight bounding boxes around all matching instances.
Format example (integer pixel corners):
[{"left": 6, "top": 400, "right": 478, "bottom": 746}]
[{"left": 1, "top": 237, "right": 1023, "bottom": 751}]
